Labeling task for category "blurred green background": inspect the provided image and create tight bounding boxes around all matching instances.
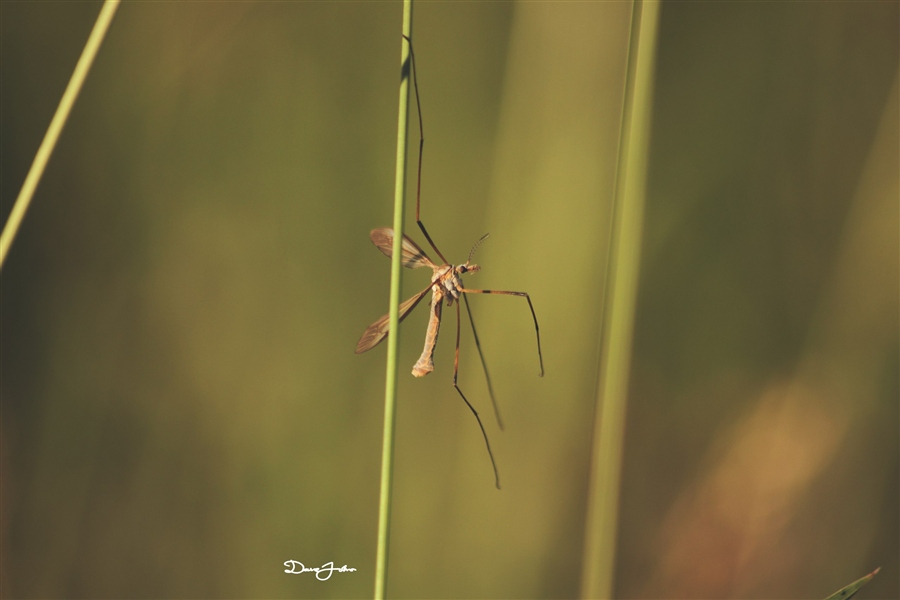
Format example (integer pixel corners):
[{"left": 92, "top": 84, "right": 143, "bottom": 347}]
[{"left": 1, "top": 2, "right": 896, "bottom": 598}]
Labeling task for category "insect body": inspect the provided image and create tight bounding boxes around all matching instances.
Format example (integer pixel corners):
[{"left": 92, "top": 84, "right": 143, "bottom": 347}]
[
  {"left": 355, "top": 227, "right": 485, "bottom": 379},
  {"left": 355, "top": 36, "right": 543, "bottom": 488},
  {"left": 355, "top": 224, "right": 543, "bottom": 489}
]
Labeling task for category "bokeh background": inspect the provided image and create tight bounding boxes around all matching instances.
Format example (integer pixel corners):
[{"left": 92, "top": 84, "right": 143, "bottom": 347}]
[{"left": 1, "top": 1, "right": 896, "bottom": 599}]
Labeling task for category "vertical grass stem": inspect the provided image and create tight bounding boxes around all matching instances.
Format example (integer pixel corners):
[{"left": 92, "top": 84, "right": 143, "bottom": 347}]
[
  {"left": 374, "top": 2, "right": 413, "bottom": 598},
  {"left": 580, "top": 1, "right": 661, "bottom": 598}
]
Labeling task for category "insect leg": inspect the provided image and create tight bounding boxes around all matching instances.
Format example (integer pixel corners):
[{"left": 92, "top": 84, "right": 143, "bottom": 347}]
[
  {"left": 462, "top": 293, "right": 503, "bottom": 430},
  {"left": 454, "top": 300, "right": 501, "bottom": 489},
  {"left": 460, "top": 288, "right": 544, "bottom": 377},
  {"left": 402, "top": 34, "right": 449, "bottom": 265}
]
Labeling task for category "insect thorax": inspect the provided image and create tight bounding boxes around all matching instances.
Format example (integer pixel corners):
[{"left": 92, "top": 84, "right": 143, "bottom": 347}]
[
  {"left": 433, "top": 263, "right": 480, "bottom": 302},
  {"left": 429, "top": 265, "right": 458, "bottom": 301}
]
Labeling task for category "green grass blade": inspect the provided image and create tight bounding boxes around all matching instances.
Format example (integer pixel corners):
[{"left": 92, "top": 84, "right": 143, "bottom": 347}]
[
  {"left": 0, "top": 0, "right": 121, "bottom": 270},
  {"left": 374, "top": 2, "right": 413, "bottom": 598},
  {"left": 580, "top": 1, "right": 661, "bottom": 598},
  {"left": 824, "top": 567, "right": 881, "bottom": 600}
]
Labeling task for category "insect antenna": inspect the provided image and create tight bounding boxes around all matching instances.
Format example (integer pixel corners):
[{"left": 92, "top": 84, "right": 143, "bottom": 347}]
[{"left": 467, "top": 233, "right": 490, "bottom": 264}]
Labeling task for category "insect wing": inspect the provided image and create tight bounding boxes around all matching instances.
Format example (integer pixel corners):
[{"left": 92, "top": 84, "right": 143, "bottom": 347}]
[
  {"left": 370, "top": 227, "right": 436, "bottom": 269},
  {"left": 355, "top": 285, "right": 432, "bottom": 354}
]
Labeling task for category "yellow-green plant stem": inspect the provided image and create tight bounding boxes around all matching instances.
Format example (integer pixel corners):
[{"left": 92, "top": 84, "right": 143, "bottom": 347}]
[
  {"left": 374, "top": 2, "right": 413, "bottom": 599},
  {"left": 0, "top": 0, "right": 120, "bottom": 270},
  {"left": 580, "top": 1, "right": 661, "bottom": 598}
]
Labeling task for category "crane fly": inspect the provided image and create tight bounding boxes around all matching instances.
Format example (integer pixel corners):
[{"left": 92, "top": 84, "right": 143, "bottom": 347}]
[{"left": 355, "top": 36, "right": 544, "bottom": 489}]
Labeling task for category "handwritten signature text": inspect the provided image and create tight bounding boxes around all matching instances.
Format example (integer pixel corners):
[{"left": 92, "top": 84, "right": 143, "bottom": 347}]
[{"left": 283, "top": 560, "right": 356, "bottom": 581}]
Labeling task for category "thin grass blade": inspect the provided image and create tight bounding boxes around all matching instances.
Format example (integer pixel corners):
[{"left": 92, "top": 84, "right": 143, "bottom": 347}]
[
  {"left": 374, "top": 2, "right": 414, "bottom": 599},
  {"left": 824, "top": 567, "right": 881, "bottom": 600},
  {"left": 580, "top": 1, "right": 661, "bottom": 598},
  {"left": 0, "top": 0, "right": 121, "bottom": 269}
]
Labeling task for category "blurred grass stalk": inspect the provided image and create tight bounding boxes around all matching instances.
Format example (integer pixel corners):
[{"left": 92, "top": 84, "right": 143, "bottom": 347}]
[
  {"left": 374, "top": 2, "right": 413, "bottom": 599},
  {"left": 0, "top": 0, "right": 120, "bottom": 270},
  {"left": 580, "top": 1, "right": 660, "bottom": 598},
  {"left": 823, "top": 567, "right": 881, "bottom": 600}
]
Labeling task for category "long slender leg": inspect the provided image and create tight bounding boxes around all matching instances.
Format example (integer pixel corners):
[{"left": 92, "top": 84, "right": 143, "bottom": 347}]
[
  {"left": 454, "top": 301, "right": 501, "bottom": 489},
  {"left": 462, "top": 293, "right": 503, "bottom": 431},
  {"left": 402, "top": 34, "right": 449, "bottom": 265},
  {"left": 460, "top": 288, "right": 544, "bottom": 377}
]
